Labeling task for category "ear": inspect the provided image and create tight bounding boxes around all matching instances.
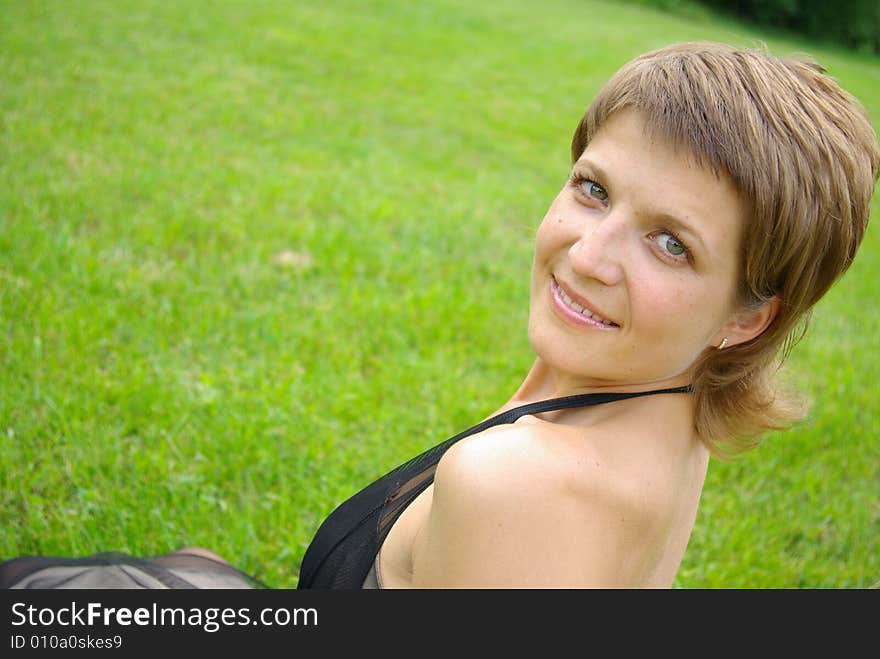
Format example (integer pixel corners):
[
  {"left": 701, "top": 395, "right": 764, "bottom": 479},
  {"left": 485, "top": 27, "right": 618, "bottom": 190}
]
[{"left": 714, "top": 296, "right": 780, "bottom": 348}]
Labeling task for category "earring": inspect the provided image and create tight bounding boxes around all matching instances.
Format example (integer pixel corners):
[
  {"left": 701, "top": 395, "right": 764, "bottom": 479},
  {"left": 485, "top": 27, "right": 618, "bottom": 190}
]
[{"left": 718, "top": 337, "right": 729, "bottom": 350}]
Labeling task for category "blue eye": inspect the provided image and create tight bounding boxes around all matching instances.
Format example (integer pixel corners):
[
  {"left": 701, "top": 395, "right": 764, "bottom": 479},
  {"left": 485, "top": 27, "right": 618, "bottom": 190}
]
[
  {"left": 581, "top": 180, "right": 608, "bottom": 202},
  {"left": 657, "top": 232, "right": 686, "bottom": 256}
]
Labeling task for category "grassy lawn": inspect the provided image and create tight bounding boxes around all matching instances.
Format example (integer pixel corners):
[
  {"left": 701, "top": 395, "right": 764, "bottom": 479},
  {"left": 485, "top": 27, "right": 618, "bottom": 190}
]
[{"left": 1, "top": 0, "right": 877, "bottom": 588}]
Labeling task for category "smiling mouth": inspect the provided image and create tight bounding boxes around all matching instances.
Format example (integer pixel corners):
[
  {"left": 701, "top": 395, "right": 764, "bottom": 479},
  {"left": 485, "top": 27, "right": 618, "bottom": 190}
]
[{"left": 551, "top": 277, "right": 620, "bottom": 328}]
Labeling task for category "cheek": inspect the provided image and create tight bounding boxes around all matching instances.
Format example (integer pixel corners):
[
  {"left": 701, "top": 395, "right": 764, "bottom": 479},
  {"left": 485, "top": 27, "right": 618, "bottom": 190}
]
[
  {"left": 534, "top": 219, "right": 560, "bottom": 263},
  {"left": 632, "top": 274, "right": 718, "bottom": 337},
  {"left": 535, "top": 201, "right": 577, "bottom": 259}
]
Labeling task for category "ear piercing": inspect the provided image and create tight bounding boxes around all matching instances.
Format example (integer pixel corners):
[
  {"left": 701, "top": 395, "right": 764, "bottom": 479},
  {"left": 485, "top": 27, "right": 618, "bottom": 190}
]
[{"left": 718, "top": 337, "right": 729, "bottom": 349}]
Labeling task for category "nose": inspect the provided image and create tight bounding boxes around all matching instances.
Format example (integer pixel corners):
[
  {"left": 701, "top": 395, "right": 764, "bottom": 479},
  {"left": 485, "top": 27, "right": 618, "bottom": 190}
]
[{"left": 568, "top": 209, "right": 627, "bottom": 286}]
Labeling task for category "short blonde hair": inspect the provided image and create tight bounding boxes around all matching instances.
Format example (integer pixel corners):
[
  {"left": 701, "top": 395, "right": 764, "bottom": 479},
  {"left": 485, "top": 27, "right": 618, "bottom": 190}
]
[{"left": 571, "top": 42, "right": 880, "bottom": 455}]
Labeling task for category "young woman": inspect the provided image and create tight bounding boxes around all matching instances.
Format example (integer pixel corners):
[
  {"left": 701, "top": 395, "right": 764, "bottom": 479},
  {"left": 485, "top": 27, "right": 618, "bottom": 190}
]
[
  {"left": 3, "top": 41, "right": 878, "bottom": 589},
  {"left": 298, "top": 41, "right": 880, "bottom": 589}
]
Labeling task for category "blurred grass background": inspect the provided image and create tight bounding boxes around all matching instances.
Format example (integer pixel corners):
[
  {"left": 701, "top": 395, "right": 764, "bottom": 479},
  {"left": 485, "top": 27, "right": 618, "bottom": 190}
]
[{"left": 1, "top": 0, "right": 878, "bottom": 588}]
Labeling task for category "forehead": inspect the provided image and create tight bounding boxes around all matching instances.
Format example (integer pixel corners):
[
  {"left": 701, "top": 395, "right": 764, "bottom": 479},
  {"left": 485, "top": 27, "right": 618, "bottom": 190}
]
[{"left": 582, "top": 110, "right": 733, "bottom": 189}]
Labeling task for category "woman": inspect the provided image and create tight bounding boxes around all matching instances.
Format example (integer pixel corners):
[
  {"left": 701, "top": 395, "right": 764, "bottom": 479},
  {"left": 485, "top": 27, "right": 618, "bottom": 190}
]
[
  {"left": 299, "top": 41, "right": 880, "bottom": 589},
  {"left": 3, "top": 41, "right": 878, "bottom": 589}
]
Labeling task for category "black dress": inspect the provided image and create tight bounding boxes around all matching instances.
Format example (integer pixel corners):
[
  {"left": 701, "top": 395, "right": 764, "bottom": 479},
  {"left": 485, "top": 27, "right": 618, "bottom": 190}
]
[{"left": 0, "top": 387, "right": 689, "bottom": 589}]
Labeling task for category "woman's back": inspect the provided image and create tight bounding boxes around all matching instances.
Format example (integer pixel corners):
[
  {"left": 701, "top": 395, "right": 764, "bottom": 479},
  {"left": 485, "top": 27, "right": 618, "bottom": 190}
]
[
  {"left": 379, "top": 387, "right": 707, "bottom": 588},
  {"left": 297, "top": 384, "right": 696, "bottom": 589}
]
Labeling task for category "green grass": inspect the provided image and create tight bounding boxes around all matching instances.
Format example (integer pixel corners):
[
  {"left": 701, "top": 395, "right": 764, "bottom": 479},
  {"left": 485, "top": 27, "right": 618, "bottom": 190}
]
[{"left": 1, "top": 0, "right": 878, "bottom": 588}]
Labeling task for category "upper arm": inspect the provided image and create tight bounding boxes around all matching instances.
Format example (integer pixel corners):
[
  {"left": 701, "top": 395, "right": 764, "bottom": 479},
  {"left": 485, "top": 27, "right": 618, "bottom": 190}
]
[{"left": 409, "top": 426, "right": 656, "bottom": 588}]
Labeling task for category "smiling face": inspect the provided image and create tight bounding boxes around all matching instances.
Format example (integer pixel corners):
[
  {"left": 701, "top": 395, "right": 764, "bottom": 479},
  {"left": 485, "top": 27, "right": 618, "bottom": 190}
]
[{"left": 528, "top": 109, "right": 750, "bottom": 393}]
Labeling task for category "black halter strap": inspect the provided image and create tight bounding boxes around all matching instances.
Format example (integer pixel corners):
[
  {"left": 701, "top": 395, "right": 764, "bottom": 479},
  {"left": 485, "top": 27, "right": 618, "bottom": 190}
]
[{"left": 460, "top": 386, "right": 692, "bottom": 435}]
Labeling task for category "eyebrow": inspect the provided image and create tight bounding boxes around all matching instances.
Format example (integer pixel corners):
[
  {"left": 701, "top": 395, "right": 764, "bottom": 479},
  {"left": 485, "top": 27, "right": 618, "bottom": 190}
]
[{"left": 573, "top": 158, "right": 708, "bottom": 253}]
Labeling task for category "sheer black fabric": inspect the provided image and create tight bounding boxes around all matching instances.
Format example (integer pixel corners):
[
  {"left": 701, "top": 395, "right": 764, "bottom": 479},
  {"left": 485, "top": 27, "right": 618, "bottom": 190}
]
[
  {"left": 0, "top": 551, "right": 268, "bottom": 589},
  {"left": 297, "top": 386, "right": 690, "bottom": 589}
]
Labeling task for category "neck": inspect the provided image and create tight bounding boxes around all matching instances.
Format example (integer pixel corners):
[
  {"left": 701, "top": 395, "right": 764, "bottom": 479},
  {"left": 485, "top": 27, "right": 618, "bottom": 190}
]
[{"left": 508, "top": 356, "right": 692, "bottom": 406}]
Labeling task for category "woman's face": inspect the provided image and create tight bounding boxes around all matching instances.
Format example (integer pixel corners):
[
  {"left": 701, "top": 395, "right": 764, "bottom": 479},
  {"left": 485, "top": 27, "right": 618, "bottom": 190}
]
[{"left": 529, "top": 109, "right": 747, "bottom": 392}]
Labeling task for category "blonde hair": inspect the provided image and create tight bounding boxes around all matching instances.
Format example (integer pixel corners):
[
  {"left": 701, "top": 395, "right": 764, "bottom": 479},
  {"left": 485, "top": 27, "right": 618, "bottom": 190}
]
[{"left": 571, "top": 42, "right": 880, "bottom": 456}]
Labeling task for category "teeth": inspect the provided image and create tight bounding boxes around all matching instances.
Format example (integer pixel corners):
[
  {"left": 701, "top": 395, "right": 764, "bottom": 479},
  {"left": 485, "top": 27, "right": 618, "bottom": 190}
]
[{"left": 558, "top": 283, "right": 614, "bottom": 325}]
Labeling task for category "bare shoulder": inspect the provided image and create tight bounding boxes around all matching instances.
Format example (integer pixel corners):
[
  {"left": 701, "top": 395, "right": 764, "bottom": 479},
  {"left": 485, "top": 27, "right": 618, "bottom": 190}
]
[
  {"left": 434, "top": 418, "right": 582, "bottom": 494},
  {"left": 409, "top": 419, "right": 678, "bottom": 587}
]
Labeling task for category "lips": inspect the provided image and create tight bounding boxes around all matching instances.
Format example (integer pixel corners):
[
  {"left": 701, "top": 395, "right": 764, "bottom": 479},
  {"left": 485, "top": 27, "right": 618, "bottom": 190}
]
[{"left": 550, "top": 277, "right": 619, "bottom": 329}]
